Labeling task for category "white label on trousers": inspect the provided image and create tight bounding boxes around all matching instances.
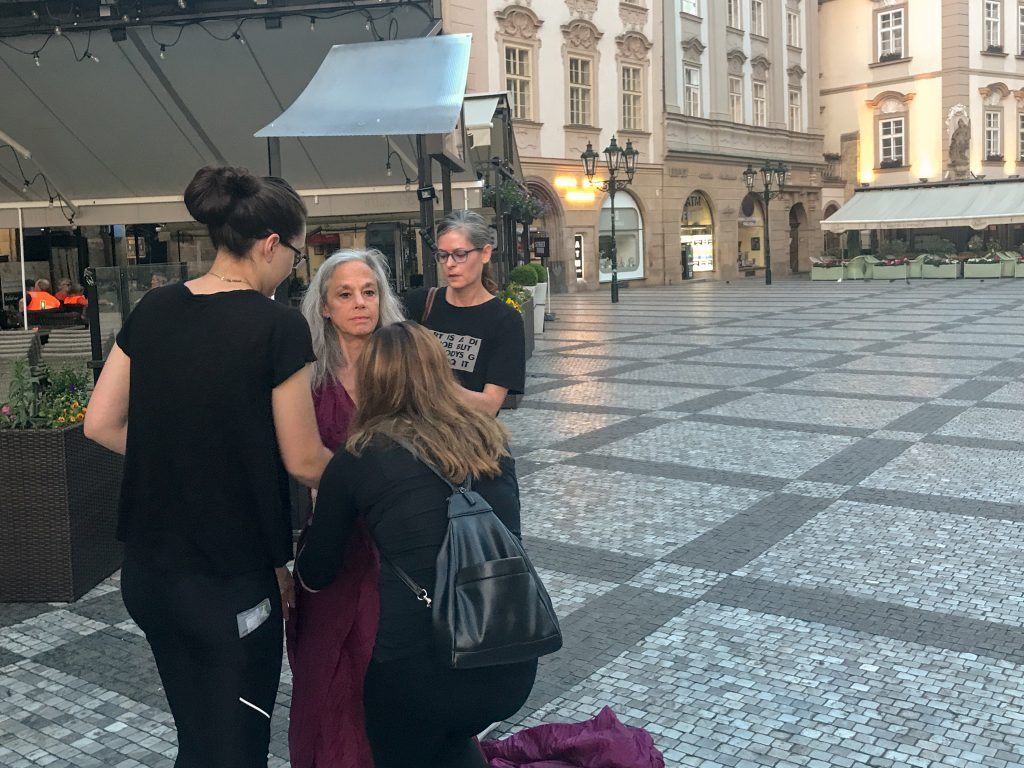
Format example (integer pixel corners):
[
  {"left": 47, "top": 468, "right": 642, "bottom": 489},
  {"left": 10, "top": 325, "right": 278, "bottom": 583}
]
[{"left": 236, "top": 598, "right": 271, "bottom": 639}]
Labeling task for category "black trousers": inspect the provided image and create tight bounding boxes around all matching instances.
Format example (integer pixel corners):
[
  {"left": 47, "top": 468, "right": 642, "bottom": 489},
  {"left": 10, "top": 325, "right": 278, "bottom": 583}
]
[
  {"left": 363, "top": 654, "right": 538, "bottom": 768},
  {"left": 121, "top": 555, "right": 283, "bottom": 768}
]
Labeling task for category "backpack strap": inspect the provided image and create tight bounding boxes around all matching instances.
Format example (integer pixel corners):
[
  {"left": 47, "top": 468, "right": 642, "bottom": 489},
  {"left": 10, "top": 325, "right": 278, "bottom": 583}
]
[
  {"left": 420, "top": 287, "right": 438, "bottom": 324},
  {"left": 392, "top": 437, "right": 471, "bottom": 493}
]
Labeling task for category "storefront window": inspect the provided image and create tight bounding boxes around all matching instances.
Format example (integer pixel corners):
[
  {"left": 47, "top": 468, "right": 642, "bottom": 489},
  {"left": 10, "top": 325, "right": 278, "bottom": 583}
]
[
  {"left": 681, "top": 192, "right": 714, "bottom": 273},
  {"left": 598, "top": 192, "right": 644, "bottom": 283}
]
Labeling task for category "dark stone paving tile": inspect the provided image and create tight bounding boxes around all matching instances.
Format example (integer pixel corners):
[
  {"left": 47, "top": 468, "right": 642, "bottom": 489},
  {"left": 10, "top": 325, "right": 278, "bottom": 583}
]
[
  {"left": 801, "top": 353, "right": 865, "bottom": 370},
  {"left": 801, "top": 438, "right": 914, "bottom": 484},
  {"left": 66, "top": 589, "right": 129, "bottom": 626},
  {"left": 586, "top": 361, "right": 664, "bottom": 378},
  {"left": 514, "top": 459, "right": 548, "bottom": 478},
  {"left": 517, "top": 400, "right": 645, "bottom": 417},
  {"left": 882, "top": 404, "right": 968, "bottom": 433},
  {"left": 564, "top": 453, "right": 786, "bottom": 492},
  {"left": 924, "top": 434, "right": 1023, "bottom": 453},
  {"left": 895, "top": 331, "right": 933, "bottom": 341},
  {"left": 663, "top": 493, "right": 834, "bottom": 573},
  {"left": 744, "top": 370, "right": 816, "bottom": 388},
  {"left": 0, "top": 603, "right": 52, "bottom": 628},
  {"left": 705, "top": 576, "right": 1024, "bottom": 666},
  {"left": 525, "top": 378, "right": 577, "bottom": 395},
  {"left": 659, "top": 348, "right": 728, "bottom": 363},
  {"left": 976, "top": 401, "right": 1024, "bottom": 413},
  {"left": 661, "top": 390, "right": 752, "bottom": 413},
  {"left": 775, "top": 387, "right": 930, "bottom": 404},
  {"left": 547, "top": 415, "right": 670, "bottom": 452},
  {"left": 0, "top": 647, "right": 26, "bottom": 669},
  {"left": 523, "top": 537, "right": 652, "bottom": 583},
  {"left": 857, "top": 342, "right": 901, "bottom": 353},
  {"left": 843, "top": 486, "right": 1024, "bottom": 522},
  {"left": 941, "top": 379, "right": 1009, "bottom": 401},
  {"left": 32, "top": 627, "right": 168, "bottom": 711},
  {"left": 686, "top": 412, "right": 873, "bottom": 438},
  {"left": 599, "top": 376, "right": 719, "bottom": 392},
  {"left": 512, "top": 586, "right": 694, "bottom": 716},
  {"left": 979, "top": 360, "right": 1024, "bottom": 379}
]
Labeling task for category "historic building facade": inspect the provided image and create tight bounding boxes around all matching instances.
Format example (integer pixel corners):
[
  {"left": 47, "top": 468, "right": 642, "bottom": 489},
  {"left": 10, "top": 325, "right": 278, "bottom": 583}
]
[
  {"left": 445, "top": 0, "right": 664, "bottom": 292},
  {"left": 819, "top": 0, "right": 1024, "bottom": 217},
  {"left": 663, "top": 0, "right": 825, "bottom": 282}
]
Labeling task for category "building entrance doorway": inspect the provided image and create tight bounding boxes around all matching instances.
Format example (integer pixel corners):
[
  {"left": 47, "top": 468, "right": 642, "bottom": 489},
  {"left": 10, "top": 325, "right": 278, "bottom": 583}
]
[{"left": 789, "top": 203, "right": 807, "bottom": 273}]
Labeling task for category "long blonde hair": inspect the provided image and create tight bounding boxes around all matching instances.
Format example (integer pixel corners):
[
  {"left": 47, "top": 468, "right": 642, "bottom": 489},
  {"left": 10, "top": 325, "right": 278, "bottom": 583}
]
[{"left": 346, "top": 322, "right": 509, "bottom": 481}]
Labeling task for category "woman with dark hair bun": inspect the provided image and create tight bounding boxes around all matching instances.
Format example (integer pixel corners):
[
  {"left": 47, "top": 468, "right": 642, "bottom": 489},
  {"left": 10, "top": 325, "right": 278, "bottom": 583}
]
[{"left": 85, "top": 165, "right": 332, "bottom": 768}]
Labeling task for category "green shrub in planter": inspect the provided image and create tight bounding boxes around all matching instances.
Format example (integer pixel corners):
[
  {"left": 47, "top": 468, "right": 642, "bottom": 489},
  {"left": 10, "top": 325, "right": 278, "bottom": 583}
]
[
  {"left": 526, "top": 262, "right": 548, "bottom": 283},
  {"left": 508, "top": 265, "right": 538, "bottom": 286}
]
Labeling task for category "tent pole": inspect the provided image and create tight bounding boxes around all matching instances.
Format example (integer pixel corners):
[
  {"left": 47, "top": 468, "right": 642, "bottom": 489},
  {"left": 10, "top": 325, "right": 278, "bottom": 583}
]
[
  {"left": 18, "top": 207, "right": 28, "bottom": 329},
  {"left": 416, "top": 134, "right": 437, "bottom": 288}
]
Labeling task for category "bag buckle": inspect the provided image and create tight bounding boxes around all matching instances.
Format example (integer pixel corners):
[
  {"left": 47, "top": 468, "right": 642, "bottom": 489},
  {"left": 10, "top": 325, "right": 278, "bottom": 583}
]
[{"left": 417, "top": 588, "right": 432, "bottom": 607}]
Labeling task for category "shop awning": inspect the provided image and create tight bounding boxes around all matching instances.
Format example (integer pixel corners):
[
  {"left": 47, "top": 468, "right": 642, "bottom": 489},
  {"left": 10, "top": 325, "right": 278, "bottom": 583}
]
[
  {"left": 255, "top": 34, "right": 471, "bottom": 137},
  {"left": 822, "top": 179, "right": 1024, "bottom": 231}
]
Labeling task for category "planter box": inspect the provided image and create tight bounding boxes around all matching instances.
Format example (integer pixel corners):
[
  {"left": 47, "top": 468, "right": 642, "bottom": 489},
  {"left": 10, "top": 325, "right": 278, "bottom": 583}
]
[
  {"left": 963, "top": 262, "right": 1002, "bottom": 279},
  {"left": 532, "top": 282, "right": 547, "bottom": 335},
  {"left": 810, "top": 265, "right": 845, "bottom": 281},
  {"left": 907, "top": 256, "right": 925, "bottom": 279},
  {"left": 871, "top": 264, "right": 909, "bottom": 280},
  {"left": 1015, "top": 261, "right": 1024, "bottom": 278},
  {"left": 0, "top": 424, "right": 123, "bottom": 601},
  {"left": 922, "top": 263, "right": 958, "bottom": 279},
  {"left": 502, "top": 299, "right": 533, "bottom": 411},
  {"left": 844, "top": 257, "right": 871, "bottom": 280},
  {"left": 999, "top": 254, "right": 1017, "bottom": 278}
]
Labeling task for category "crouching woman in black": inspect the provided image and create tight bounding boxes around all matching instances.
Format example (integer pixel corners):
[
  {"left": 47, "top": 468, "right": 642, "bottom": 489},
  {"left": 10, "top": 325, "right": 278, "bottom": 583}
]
[{"left": 295, "top": 321, "right": 537, "bottom": 768}]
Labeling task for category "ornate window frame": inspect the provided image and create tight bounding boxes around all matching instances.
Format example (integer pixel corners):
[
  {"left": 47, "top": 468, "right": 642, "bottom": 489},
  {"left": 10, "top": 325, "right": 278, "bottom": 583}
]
[
  {"left": 616, "top": 31, "right": 653, "bottom": 134},
  {"left": 562, "top": 19, "right": 602, "bottom": 129},
  {"left": 496, "top": 5, "right": 543, "bottom": 124},
  {"left": 867, "top": 91, "right": 914, "bottom": 169}
]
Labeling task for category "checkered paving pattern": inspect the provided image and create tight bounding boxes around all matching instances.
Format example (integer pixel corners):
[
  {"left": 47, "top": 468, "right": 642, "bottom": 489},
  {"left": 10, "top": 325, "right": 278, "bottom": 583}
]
[{"left": 5, "top": 278, "right": 1024, "bottom": 766}]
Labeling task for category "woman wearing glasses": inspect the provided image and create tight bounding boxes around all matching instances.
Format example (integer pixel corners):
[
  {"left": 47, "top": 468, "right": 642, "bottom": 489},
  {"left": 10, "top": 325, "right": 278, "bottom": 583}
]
[
  {"left": 404, "top": 209, "right": 526, "bottom": 416},
  {"left": 85, "top": 165, "right": 331, "bottom": 768}
]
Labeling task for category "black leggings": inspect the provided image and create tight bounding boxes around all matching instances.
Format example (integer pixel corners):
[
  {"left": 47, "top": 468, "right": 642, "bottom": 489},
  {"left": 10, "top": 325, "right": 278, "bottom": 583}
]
[
  {"left": 363, "top": 654, "right": 538, "bottom": 768},
  {"left": 121, "top": 556, "right": 283, "bottom": 768}
]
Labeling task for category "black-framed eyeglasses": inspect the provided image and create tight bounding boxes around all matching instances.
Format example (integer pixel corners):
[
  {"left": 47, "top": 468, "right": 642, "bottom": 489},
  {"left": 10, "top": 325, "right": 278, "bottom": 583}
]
[
  {"left": 279, "top": 240, "right": 306, "bottom": 269},
  {"left": 433, "top": 247, "right": 481, "bottom": 264}
]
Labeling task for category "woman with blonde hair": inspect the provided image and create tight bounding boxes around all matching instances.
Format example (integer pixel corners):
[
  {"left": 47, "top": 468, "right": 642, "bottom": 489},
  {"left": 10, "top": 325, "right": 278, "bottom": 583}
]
[
  {"left": 296, "top": 321, "right": 537, "bottom": 768},
  {"left": 289, "top": 248, "right": 404, "bottom": 768}
]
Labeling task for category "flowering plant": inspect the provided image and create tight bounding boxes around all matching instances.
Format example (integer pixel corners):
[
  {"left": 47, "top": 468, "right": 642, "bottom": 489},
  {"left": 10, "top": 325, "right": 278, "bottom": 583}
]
[
  {"left": 0, "top": 362, "right": 91, "bottom": 430},
  {"left": 495, "top": 282, "right": 531, "bottom": 314},
  {"left": 965, "top": 253, "right": 1000, "bottom": 264}
]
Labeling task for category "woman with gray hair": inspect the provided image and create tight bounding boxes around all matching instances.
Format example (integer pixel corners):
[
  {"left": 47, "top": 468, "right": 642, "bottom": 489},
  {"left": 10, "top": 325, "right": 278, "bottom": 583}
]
[
  {"left": 300, "top": 248, "right": 404, "bottom": 448},
  {"left": 290, "top": 248, "right": 404, "bottom": 768}
]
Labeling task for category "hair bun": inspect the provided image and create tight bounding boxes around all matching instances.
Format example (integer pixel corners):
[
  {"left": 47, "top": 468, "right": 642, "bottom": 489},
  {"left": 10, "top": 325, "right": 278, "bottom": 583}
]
[{"left": 184, "top": 165, "right": 261, "bottom": 226}]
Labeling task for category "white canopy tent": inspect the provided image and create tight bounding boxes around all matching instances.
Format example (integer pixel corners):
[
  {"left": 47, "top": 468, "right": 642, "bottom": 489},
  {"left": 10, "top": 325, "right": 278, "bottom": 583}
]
[{"left": 822, "top": 178, "right": 1024, "bottom": 232}]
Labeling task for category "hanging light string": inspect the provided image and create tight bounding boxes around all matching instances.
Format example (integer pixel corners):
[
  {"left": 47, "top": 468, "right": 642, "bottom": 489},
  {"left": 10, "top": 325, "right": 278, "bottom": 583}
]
[
  {"left": 384, "top": 137, "right": 414, "bottom": 188},
  {"left": 0, "top": 144, "right": 77, "bottom": 225},
  {"left": 0, "top": 2, "right": 414, "bottom": 63}
]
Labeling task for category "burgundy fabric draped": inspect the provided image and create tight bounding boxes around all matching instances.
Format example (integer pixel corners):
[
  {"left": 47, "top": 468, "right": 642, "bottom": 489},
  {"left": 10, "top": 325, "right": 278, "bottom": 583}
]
[
  {"left": 287, "top": 379, "right": 381, "bottom": 768},
  {"left": 481, "top": 707, "right": 665, "bottom": 768}
]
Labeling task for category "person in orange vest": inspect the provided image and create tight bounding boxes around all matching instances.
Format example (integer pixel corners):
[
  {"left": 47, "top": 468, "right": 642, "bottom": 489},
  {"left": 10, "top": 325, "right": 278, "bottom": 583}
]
[
  {"left": 19, "top": 279, "right": 62, "bottom": 311},
  {"left": 62, "top": 284, "right": 88, "bottom": 307},
  {"left": 54, "top": 278, "right": 73, "bottom": 302}
]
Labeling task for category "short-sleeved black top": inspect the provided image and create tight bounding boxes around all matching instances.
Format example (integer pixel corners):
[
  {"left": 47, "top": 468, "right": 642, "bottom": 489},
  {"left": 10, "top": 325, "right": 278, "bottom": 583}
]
[
  {"left": 404, "top": 287, "right": 525, "bottom": 395},
  {"left": 115, "top": 283, "right": 315, "bottom": 576},
  {"left": 296, "top": 439, "right": 520, "bottom": 661}
]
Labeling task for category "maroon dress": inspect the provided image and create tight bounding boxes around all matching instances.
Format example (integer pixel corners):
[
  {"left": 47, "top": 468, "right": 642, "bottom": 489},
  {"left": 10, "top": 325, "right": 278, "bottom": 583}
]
[{"left": 288, "top": 378, "right": 380, "bottom": 768}]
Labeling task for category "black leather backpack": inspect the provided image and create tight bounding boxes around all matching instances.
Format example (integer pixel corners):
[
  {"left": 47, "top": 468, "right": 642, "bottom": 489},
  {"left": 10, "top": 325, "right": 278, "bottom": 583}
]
[{"left": 381, "top": 457, "right": 563, "bottom": 669}]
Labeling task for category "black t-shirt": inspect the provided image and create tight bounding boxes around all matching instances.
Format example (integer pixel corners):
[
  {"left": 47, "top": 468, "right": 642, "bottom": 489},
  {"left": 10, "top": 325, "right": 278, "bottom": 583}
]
[
  {"left": 404, "top": 287, "right": 526, "bottom": 395},
  {"left": 296, "top": 439, "right": 520, "bottom": 661},
  {"left": 115, "top": 283, "right": 316, "bottom": 576}
]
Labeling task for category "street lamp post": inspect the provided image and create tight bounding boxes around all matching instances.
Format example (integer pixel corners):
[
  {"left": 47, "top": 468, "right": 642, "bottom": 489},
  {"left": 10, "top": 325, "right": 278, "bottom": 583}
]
[
  {"left": 581, "top": 136, "right": 639, "bottom": 303},
  {"left": 743, "top": 160, "right": 789, "bottom": 286}
]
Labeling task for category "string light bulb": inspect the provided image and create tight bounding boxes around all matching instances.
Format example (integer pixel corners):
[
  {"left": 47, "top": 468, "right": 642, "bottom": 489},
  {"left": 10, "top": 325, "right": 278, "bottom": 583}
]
[
  {"left": 48, "top": 197, "right": 54, "bottom": 207},
  {"left": 177, "top": 0, "right": 186, "bottom": 8},
  {"left": 365, "top": 20, "right": 371, "bottom": 31},
  {"left": 86, "top": 51, "right": 99, "bottom": 63},
  {"left": 159, "top": 44, "right": 166, "bottom": 59},
  {"left": 234, "top": 32, "right": 245, "bottom": 44},
  {"left": 309, "top": 16, "right": 316, "bottom": 31},
  {"left": 385, "top": 161, "right": 392, "bottom": 177},
  {"left": 31, "top": 9, "right": 39, "bottom": 19},
  {"left": 54, "top": 25, "right": 62, "bottom": 35},
  {"left": 33, "top": 52, "right": 40, "bottom": 66}
]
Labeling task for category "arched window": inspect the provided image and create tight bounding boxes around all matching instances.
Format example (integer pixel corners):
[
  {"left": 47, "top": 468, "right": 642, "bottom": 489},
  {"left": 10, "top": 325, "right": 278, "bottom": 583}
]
[
  {"left": 682, "top": 191, "right": 715, "bottom": 272},
  {"left": 598, "top": 191, "right": 644, "bottom": 282}
]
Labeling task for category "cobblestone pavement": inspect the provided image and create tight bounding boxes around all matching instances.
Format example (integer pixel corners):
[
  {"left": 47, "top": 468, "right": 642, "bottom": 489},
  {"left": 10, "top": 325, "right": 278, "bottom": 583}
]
[{"left": 4, "top": 278, "right": 1024, "bottom": 767}]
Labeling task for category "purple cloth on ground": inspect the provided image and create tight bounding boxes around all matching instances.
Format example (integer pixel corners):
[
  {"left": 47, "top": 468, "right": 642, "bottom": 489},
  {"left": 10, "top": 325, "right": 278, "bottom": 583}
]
[
  {"left": 287, "top": 379, "right": 380, "bottom": 768},
  {"left": 481, "top": 706, "right": 665, "bottom": 768}
]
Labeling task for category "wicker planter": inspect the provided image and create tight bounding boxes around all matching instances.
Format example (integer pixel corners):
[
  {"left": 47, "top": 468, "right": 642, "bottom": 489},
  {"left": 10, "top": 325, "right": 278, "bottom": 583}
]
[
  {"left": 810, "top": 265, "right": 845, "bottom": 281},
  {"left": 0, "top": 424, "right": 123, "bottom": 602},
  {"left": 872, "top": 264, "right": 909, "bottom": 280},
  {"left": 922, "top": 263, "right": 958, "bottom": 279},
  {"left": 963, "top": 262, "right": 1002, "bottom": 279}
]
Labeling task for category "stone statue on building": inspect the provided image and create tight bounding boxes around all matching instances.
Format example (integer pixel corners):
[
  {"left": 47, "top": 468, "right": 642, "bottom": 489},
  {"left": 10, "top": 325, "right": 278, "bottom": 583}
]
[{"left": 946, "top": 106, "right": 971, "bottom": 178}]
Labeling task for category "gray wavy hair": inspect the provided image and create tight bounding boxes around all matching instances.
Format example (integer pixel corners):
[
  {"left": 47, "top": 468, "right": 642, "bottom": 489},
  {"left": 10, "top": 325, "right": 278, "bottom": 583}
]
[{"left": 301, "top": 248, "right": 405, "bottom": 390}]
